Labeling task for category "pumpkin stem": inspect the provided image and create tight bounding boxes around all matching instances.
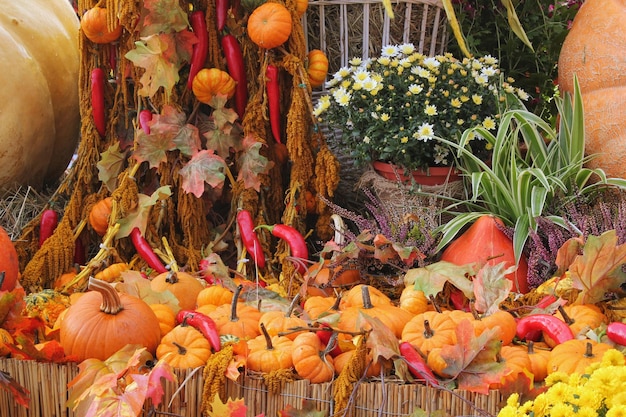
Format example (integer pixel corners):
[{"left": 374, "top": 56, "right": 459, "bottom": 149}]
[
  {"left": 259, "top": 322, "right": 274, "bottom": 350},
  {"left": 165, "top": 270, "right": 179, "bottom": 284},
  {"left": 428, "top": 294, "right": 441, "bottom": 313},
  {"left": 584, "top": 342, "right": 594, "bottom": 358},
  {"left": 88, "top": 277, "right": 124, "bottom": 314},
  {"left": 527, "top": 341, "right": 536, "bottom": 355},
  {"left": 557, "top": 305, "right": 574, "bottom": 325},
  {"left": 172, "top": 341, "right": 187, "bottom": 355},
  {"left": 330, "top": 294, "right": 342, "bottom": 311},
  {"left": 423, "top": 320, "right": 434, "bottom": 339},
  {"left": 0, "top": 271, "right": 4, "bottom": 288},
  {"left": 230, "top": 284, "right": 244, "bottom": 322},
  {"left": 322, "top": 332, "right": 339, "bottom": 357},
  {"left": 361, "top": 285, "right": 373, "bottom": 309},
  {"left": 286, "top": 293, "right": 301, "bottom": 318}
]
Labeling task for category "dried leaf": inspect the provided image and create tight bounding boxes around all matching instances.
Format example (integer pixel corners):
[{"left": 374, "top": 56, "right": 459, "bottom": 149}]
[
  {"left": 405, "top": 261, "right": 476, "bottom": 300},
  {"left": 206, "top": 396, "right": 248, "bottom": 417},
  {"left": 97, "top": 144, "right": 127, "bottom": 192},
  {"left": 569, "top": 230, "right": 626, "bottom": 304},
  {"left": 236, "top": 137, "right": 274, "bottom": 192},
  {"left": 473, "top": 263, "right": 514, "bottom": 315},
  {"left": 360, "top": 312, "right": 400, "bottom": 364},
  {"left": 179, "top": 150, "right": 227, "bottom": 197},
  {"left": 0, "top": 370, "right": 30, "bottom": 407},
  {"left": 116, "top": 186, "right": 172, "bottom": 238},
  {"left": 141, "top": 0, "right": 190, "bottom": 35}
]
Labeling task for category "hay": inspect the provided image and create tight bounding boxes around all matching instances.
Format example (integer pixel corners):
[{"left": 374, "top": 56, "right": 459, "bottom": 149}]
[{"left": 0, "top": 187, "right": 54, "bottom": 241}]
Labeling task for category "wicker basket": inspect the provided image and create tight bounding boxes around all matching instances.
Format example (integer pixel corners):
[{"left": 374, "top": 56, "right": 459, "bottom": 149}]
[
  {"left": 303, "top": 0, "right": 449, "bottom": 78},
  {"left": 0, "top": 358, "right": 504, "bottom": 417}
]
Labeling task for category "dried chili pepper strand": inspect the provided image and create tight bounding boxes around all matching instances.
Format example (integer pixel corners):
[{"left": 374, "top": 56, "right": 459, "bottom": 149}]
[
  {"left": 91, "top": 67, "right": 106, "bottom": 137},
  {"left": 266, "top": 64, "right": 281, "bottom": 143},
  {"left": 187, "top": 10, "right": 208, "bottom": 90},
  {"left": 399, "top": 341, "right": 439, "bottom": 386},
  {"left": 236, "top": 209, "right": 266, "bottom": 269},
  {"left": 221, "top": 34, "right": 247, "bottom": 119}
]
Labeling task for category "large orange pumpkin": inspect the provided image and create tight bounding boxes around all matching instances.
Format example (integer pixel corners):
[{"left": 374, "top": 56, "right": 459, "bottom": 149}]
[
  {"left": 440, "top": 215, "right": 529, "bottom": 294},
  {"left": 60, "top": 278, "right": 161, "bottom": 361},
  {"left": 0, "top": 226, "right": 19, "bottom": 292},
  {"left": 247, "top": 2, "right": 293, "bottom": 49},
  {"left": 558, "top": 0, "right": 626, "bottom": 179}
]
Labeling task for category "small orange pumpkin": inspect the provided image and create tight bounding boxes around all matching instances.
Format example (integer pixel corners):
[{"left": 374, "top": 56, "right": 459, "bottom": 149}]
[
  {"left": 80, "top": 7, "right": 123, "bottom": 44},
  {"left": 94, "top": 262, "right": 129, "bottom": 283},
  {"left": 196, "top": 285, "right": 233, "bottom": 307},
  {"left": 292, "top": 332, "right": 334, "bottom": 383},
  {"left": 88, "top": 197, "right": 113, "bottom": 236},
  {"left": 547, "top": 339, "right": 612, "bottom": 375},
  {"left": 192, "top": 68, "right": 236, "bottom": 104},
  {"left": 156, "top": 324, "right": 212, "bottom": 368},
  {"left": 295, "top": 0, "right": 308, "bottom": 16},
  {"left": 402, "top": 311, "right": 458, "bottom": 356},
  {"left": 399, "top": 286, "right": 429, "bottom": 315},
  {"left": 150, "top": 303, "right": 177, "bottom": 338},
  {"left": 208, "top": 285, "right": 262, "bottom": 340},
  {"left": 479, "top": 310, "right": 518, "bottom": 346},
  {"left": 304, "top": 260, "right": 361, "bottom": 297},
  {"left": 492, "top": 345, "right": 532, "bottom": 389},
  {"left": 258, "top": 294, "right": 307, "bottom": 340},
  {"left": 150, "top": 271, "right": 205, "bottom": 311},
  {"left": 527, "top": 341, "right": 551, "bottom": 382},
  {"left": 339, "top": 284, "right": 391, "bottom": 310},
  {"left": 307, "top": 49, "right": 329, "bottom": 88},
  {"left": 247, "top": 3, "right": 293, "bottom": 49},
  {"left": 302, "top": 295, "right": 339, "bottom": 320},
  {"left": 555, "top": 304, "right": 607, "bottom": 337},
  {"left": 246, "top": 323, "right": 294, "bottom": 372}
]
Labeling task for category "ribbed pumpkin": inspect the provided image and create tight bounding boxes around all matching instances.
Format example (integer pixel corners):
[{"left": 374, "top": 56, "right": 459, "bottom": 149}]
[
  {"left": 247, "top": 2, "right": 293, "bottom": 49},
  {"left": 208, "top": 285, "right": 262, "bottom": 340},
  {"left": 479, "top": 310, "right": 518, "bottom": 346},
  {"left": 258, "top": 294, "right": 307, "bottom": 340},
  {"left": 292, "top": 332, "right": 334, "bottom": 383},
  {"left": 337, "top": 286, "right": 413, "bottom": 338},
  {"left": 196, "top": 285, "right": 233, "bottom": 308},
  {"left": 246, "top": 323, "right": 294, "bottom": 372},
  {"left": 558, "top": 0, "right": 626, "bottom": 179},
  {"left": 80, "top": 7, "right": 123, "bottom": 44},
  {"left": 156, "top": 324, "right": 212, "bottom": 368},
  {"left": 303, "top": 295, "right": 338, "bottom": 320},
  {"left": 402, "top": 311, "right": 458, "bottom": 357},
  {"left": 306, "top": 49, "right": 329, "bottom": 88},
  {"left": 60, "top": 278, "right": 161, "bottom": 361},
  {"left": 339, "top": 284, "right": 391, "bottom": 310},
  {"left": 492, "top": 345, "right": 532, "bottom": 389},
  {"left": 527, "top": 341, "right": 551, "bottom": 382},
  {"left": 547, "top": 339, "right": 612, "bottom": 375},
  {"left": 88, "top": 197, "right": 113, "bottom": 236},
  {"left": 192, "top": 68, "right": 236, "bottom": 104},
  {"left": 295, "top": 0, "right": 308, "bottom": 16},
  {"left": 150, "top": 271, "right": 205, "bottom": 311},
  {"left": 150, "top": 303, "right": 177, "bottom": 338},
  {"left": 555, "top": 304, "right": 607, "bottom": 337},
  {"left": 399, "top": 286, "right": 429, "bottom": 315},
  {"left": 304, "top": 260, "right": 361, "bottom": 297},
  {"left": 0, "top": 225, "right": 19, "bottom": 292}
]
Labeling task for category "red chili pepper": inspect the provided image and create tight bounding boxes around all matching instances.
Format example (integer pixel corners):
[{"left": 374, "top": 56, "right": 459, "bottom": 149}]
[
  {"left": 39, "top": 209, "right": 58, "bottom": 248},
  {"left": 91, "top": 67, "right": 106, "bottom": 137},
  {"left": 176, "top": 309, "right": 221, "bottom": 352},
  {"left": 139, "top": 109, "right": 153, "bottom": 134},
  {"left": 216, "top": 0, "right": 229, "bottom": 31},
  {"left": 266, "top": 64, "right": 281, "bottom": 143},
  {"left": 257, "top": 224, "right": 309, "bottom": 274},
  {"left": 236, "top": 209, "right": 266, "bottom": 269},
  {"left": 606, "top": 322, "right": 626, "bottom": 346},
  {"left": 315, "top": 323, "right": 343, "bottom": 357},
  {"left": 399, "top": 341, "right": 439, "bottom": 386},
  {"left": 221, "top": 34, "right": 247, "bottom": 119},
  {"left": 129, "top": 227, "right": 168, "bottom": 274},
  {"left": 74, "top": 238, "right": 86, "bottom": 266},
  {"left": 535, "top": 294, "right": 558, "bottom": 309},
  {"left": 187, "top": 10, "right": 208, "bottom": 90},
  {"left": 516, "top": 314, "right": 574, "bottom": 345}
]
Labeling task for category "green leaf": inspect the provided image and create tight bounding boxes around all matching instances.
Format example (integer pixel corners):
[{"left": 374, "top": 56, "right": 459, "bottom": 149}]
[{"left": 116, "top": 186, "right": 172, "bottom": 238}]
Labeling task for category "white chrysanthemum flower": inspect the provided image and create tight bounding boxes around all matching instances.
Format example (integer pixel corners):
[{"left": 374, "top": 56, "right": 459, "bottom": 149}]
[
  {"left": 482, "top": 116, "right": 496, "bottom": 130},
  {"left": 363, "top": 136, "right": 370, "bottom": 144},
  {"left": 474, "top": 74, "right": 489, "bottom": 86},
  {"left": 381, "top": 44, "right": 400, "bottom": 57},
  {"left": 362, "top": 78, "right": 379, "bottom": 92},
  {"left": 336, "top": 66, "right": 352, "bottom": 78},
  {"left": 417, "top": 123, "right": 434, "bottom": 139},
  {"left": 349, "top": 57, "right": 363, "bottom": 66},
  {"left": 399, "top": 43, "right": 415, "bottom": 55},
  {"left": 481, "top": 66, "right": 498, "bottom": 77},
  {"left": 332, "top": 87, "right": 352, "bottom": 106},
  {"left": 483, "top": 55, "right": 498, "bottom": 65},
  {"left": 516, "top": 88, "right": 530, "bottom": 101},
  {"left": 352, "top": 68, "right": 370, "bottom": 82},
  {"left": 424, "top": 105, "right": 438, "bottom": 116},
  {"left": 423, "top": 57, "right": 441, "bottom": 70},
  {"left": 408, "top": 84, "right": 423, "bottom": 94}
]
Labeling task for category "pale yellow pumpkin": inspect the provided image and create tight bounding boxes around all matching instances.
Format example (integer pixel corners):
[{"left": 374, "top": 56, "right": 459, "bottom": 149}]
[{"left": 0, "top": 0, "right": 80, "bottom": 189}]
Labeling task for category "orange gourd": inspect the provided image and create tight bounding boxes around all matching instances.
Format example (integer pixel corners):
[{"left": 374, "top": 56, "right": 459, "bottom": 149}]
[
  {"left": 156, "top": 324, "right": 212, "bottom": 368},
  {"left": 402, "top": 311, "right": 458, "bottom": 356},
  {"left": 306, "top": 49, "right": 329, "bottom": 88},
  {"left": 304, "top": 259, "right": 361, "bottom": 297},
  {"left": 338, "top": 285, "right": 413, "bottom": 338},
  {"left": 258, "top": 294, "right": 307, "bottom": 340},
  {"left": 247, "top": 3, "right": 293, "bottom": 49},
  {"left": 527, "top": 341, "right": 551, "bottom": 382},
  {"left": 88, "top": 197, "right": 113, "bottom": 236},
  {"left": 303, "top": 295, "right": 339, "bottom": 320},
  {"left": 94, "top": 262, "right": 129, "bottom": 283},
  {"left": 479, "top": 310, "right": 518, "bottom": 346},
  {"left": 547, "top": 339, "right": 612, "bottom": 375},
  {"left": 150, "top": 271, "right": 205, "bottom": 311},
  {"left": 60, "top": 278, "right": 161, "bottom": 361},
  {"left": 192, "top": 68, "right": 236, "bottom": 104},
  {"left": 196, "top": 285, "right": 233, "bottom": 307},
  {"left": 0, "top": 225, "right": 19, "bottom": 292},
  {"left": 292, "top": 332, "right": 334, "bottom": 383},
  {"left": 555, "top": 304, "right": 607, "bottom": 337},
  {"left": 246, "top": 323, "right": 294, "bottom": 372},
  {"left": 558, "top": 0, "right": 626, "bottom": 179},
  {"left": 492, "top": 345, "right": 532, "bottom": 389},
  {"left": 208, "top": 285, "right": 262, "bottom": 340},
  {"left": 80, "top": 7, "right": 123, "bottom": 44},
  {"left": 440, "top": 215, "right": 529, "bottom": 294},
  {"left": 339, "top": 284, "right": 391, "bottom": 310},
  {"left": 399, "top": 286, "right": 429, "bottom": 315},
  {"left": 295, "top": 0, "right": 308, "bottom": 16},
  {"left": 150, "top": 303, "right": 177, "bottom": 338}
]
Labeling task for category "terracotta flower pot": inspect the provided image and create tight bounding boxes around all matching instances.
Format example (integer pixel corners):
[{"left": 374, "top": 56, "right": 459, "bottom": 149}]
[{"left": 372, "top": 161, "right": 461, "bottom": 186}]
